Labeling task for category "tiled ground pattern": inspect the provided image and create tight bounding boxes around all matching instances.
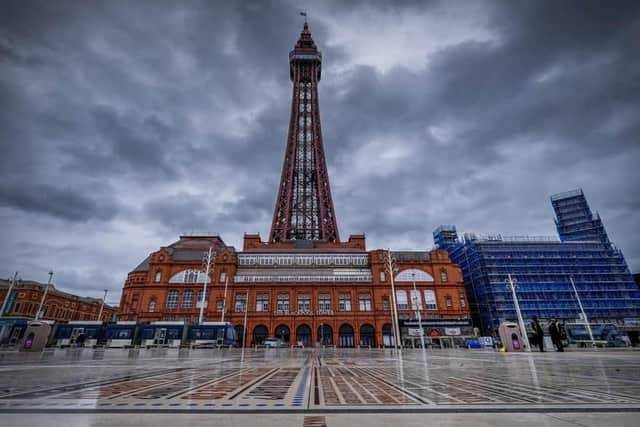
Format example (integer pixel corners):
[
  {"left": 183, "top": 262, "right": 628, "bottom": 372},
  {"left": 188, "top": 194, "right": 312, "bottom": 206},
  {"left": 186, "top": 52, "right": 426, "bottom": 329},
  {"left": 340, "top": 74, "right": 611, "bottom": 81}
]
[{"left": 0, "top": 348, "right": 639, "bottom": 412}]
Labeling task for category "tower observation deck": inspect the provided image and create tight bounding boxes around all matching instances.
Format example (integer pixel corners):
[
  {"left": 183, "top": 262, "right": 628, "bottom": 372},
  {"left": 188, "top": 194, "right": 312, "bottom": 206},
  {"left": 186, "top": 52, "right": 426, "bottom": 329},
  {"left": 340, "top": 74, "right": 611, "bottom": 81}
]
[{"left": 269, "top": 22, "right": 339, "bottom": 243}]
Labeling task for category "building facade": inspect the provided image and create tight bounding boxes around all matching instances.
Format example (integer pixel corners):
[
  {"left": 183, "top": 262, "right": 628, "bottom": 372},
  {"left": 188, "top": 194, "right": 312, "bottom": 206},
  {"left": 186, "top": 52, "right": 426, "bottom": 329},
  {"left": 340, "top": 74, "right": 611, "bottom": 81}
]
[
  {"left": 118, "top": 23, "right": 471, "bottom": 347},
  {"left": 0, "top": 279, "right": 116, "bottom": 322},
  {"left": 118, "top": 234, "right": 470, "bottom": 347},
  {"left": 434, "top": 189, "right": 640, "bottom": 336}
]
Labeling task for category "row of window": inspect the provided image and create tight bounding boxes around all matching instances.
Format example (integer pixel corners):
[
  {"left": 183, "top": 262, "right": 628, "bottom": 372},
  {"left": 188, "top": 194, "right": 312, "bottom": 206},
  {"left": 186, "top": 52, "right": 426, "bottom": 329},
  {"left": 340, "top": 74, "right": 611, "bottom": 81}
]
[
  {"left": 157, "top": 267, "right": 448, "bottom": 284},
  {"left": 153, "top": 289, "right": 464, "bottom": 313},
  {"left": 237, "top": 254, "right": 369, "bottom": 267}
]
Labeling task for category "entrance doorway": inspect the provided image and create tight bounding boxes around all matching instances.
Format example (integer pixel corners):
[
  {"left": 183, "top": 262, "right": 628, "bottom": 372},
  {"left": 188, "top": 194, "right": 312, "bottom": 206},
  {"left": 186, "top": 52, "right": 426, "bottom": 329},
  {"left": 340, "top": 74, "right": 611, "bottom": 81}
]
[
  {"left": 360, "top": 324, "right": 376, "bottom": 347},
  {"left": 317, "top": 324, "right": 333, "bottom": 346},
  {"left": 253, "top": 325, "right": 268, "bottom": 345},
  {"left": 338, "top": 323, "right": 354, "bottom": 348},
  {"left": 275, "top": 324, "right": 290, "bottom": 343},
  {"left": 296, "top": 324, "right": 311, "bottom": 347}
]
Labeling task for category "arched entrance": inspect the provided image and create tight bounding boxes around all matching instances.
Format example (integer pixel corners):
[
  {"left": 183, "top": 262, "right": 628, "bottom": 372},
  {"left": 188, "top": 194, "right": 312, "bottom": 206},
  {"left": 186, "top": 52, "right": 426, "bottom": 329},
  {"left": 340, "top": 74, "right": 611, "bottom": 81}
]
[
  {"left": 275, "top": 324, "right": 290, "bottom": 343},
  {"left": 296, "top": 324, "right": 311, "bottom": 347},
  {"left": 235, "top": 325, "right": 245, "bottom": 347},
  {"left": 360, "top": 324, "right": 376, "bottom": 347},
  {"left": 253, "top": 324, "right": 268, "bottom": 346},
  {"left": 338, "top": 323, "right": 354, "bottom": 348},
  {"left": 317, "top": 324, "right": 333, "bottom": 346},
  {"left": 382, "top": 323, "right": 395, "bottom": 347}
]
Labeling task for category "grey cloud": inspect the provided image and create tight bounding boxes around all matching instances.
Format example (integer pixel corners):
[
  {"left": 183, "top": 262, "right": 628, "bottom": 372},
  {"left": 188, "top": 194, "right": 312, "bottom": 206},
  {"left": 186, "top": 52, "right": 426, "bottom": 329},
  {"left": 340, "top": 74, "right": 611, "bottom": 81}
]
[{"left": 1, "top": 0, "right": 639, "bottom": 304}]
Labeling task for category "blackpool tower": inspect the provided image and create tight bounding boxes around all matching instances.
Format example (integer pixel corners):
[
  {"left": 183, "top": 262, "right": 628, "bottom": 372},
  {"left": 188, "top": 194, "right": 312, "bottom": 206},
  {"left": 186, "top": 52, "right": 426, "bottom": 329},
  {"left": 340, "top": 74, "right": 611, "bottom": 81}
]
[{"left": 269, "top": 22, "right": 340, "bottom": 243}]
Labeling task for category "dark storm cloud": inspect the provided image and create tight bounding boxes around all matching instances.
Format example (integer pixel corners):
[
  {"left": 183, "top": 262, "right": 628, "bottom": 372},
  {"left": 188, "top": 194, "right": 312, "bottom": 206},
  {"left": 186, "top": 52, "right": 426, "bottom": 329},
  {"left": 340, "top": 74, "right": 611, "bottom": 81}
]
[{"left": 1, "top": 0, "right": 639, "bottom": 301}]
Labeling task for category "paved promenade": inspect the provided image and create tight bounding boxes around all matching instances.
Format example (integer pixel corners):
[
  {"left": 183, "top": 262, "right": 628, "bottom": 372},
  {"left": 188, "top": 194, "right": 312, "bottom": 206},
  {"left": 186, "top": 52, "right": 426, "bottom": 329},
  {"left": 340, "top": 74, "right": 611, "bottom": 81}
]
[{"left": 0, "top": 347, "right": 638, "bottom": 426}]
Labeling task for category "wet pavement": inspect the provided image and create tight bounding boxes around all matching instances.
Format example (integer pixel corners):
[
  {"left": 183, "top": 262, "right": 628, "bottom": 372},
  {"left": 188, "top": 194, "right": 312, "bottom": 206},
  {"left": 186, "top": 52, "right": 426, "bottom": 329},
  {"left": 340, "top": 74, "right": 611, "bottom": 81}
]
[{"left": 0, "top": 347, "right": 639, "bottom": 425}]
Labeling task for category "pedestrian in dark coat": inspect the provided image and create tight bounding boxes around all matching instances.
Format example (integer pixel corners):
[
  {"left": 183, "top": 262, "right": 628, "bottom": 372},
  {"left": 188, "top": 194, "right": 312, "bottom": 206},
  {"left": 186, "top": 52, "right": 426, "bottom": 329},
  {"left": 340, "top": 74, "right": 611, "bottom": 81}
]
[
  {"left": 549, "top": 318, "right": 564, "bottom": 352},
  {"left": 531, "top": 316, "right": 545, "bottom": 352}
]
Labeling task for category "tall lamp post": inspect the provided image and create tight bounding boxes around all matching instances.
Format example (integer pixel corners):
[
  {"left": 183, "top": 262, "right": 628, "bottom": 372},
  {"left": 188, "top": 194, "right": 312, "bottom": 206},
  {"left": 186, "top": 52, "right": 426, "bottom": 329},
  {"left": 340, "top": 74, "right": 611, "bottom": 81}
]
[
  {"left": 385, "top": 250, "right": 402, "bottom": 351},
  {"left": 505, "top": 273, "right": 531, "bottom": 352},
  {"left": 411, "top": 272, "right": 426, "bottom": 350},
  {"left": 569, "top": 276, "right": 594, "bottom": 345},
  {"left": 1, "top": 272, "right": 19, "bottom": 317},
  {"left": 220, "top": 273, "right": 229, "bottom": 322},
  {"left": 97, "top": 289, "right": 108, "bottom": 321},
  {"left": 199, "top": 247, "right": 214, "bottom": 324},
  {"left": 35, "top": 271, "right": 54, "bottom": 320}
]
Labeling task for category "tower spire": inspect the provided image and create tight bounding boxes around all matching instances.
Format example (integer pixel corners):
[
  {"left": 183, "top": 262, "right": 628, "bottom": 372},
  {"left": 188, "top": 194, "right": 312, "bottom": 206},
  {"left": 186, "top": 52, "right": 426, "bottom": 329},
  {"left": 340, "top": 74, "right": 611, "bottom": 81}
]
[{"left": 269, "top": 22, "right": 340, "bottom": 243}]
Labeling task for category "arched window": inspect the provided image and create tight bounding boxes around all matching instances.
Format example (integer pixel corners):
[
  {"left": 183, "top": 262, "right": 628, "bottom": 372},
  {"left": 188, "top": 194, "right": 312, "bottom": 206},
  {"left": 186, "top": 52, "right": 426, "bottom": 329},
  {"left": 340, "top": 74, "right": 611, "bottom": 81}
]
[
  {"left": 424, "top": 290, "right": 437, "bottom": 310},
  {"left": 185, "top": 271, "right": 198, "bottom": 283},
  {"left": 182, "top": 289, "right": 193, "bottom": 308},
  {"left": 154, "top": 271, "right": 162, "bottom": 283},
  {"left": 148, "top": 300, "right": 156, "bottom": 312},
  {"left": 168, "top": 270, "right": 210, "bottom": 284},
  {"left": 166, "top": 290, "right": 179, "bottom": 309},
  {"left": 395, "top": 269, "right": 434, "bottom": 282},
  {"left": 396, "top": 290, "right": 408, "bottom": 310}
]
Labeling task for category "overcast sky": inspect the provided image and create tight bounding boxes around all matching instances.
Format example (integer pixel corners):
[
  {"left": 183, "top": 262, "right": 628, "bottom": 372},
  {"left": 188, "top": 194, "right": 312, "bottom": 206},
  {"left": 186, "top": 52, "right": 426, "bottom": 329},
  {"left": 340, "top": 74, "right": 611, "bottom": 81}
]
[{"left": 1, "top": 0, "right": 639, "bottom": 305}]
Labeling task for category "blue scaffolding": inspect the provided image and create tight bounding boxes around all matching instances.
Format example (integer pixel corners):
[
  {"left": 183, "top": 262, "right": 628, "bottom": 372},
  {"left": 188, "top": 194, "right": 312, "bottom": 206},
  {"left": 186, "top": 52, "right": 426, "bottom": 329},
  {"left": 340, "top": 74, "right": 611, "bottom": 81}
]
[{"left": 433, "top": 190, "right": 640, "bottom": 335}]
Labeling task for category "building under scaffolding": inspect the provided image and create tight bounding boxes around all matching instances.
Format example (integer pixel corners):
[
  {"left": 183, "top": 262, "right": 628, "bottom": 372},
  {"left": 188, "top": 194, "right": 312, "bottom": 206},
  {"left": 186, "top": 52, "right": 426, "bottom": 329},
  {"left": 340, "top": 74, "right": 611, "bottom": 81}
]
[{"left": 434, "top": 189, "right": 640, "bottom": 341}]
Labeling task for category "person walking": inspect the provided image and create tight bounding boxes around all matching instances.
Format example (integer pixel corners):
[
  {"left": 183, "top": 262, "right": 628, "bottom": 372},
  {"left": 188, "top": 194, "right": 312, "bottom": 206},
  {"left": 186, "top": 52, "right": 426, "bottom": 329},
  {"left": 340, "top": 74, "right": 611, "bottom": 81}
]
[
  {"left": 531, "top": 316, "right": 545, "bottom": 352},
  {"left": 549, "top": 318, "right": 564, "bottom": 352}
]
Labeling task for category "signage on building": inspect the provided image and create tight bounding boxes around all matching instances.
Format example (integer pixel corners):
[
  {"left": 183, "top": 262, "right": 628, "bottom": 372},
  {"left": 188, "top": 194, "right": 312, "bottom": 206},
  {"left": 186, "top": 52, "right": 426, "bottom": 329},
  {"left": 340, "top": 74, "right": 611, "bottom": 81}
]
[
  {"left": 429, "top": 329, "right": 441, "bottom": 337},
  {"left": 444, "top": 327, "right": 461, "bottom": 336},
  {"left": 401, "top": 319, "right": 471, "bottom": 327},
  {"left": 407, "top": 328, "right": 424, "bottom": 337}
]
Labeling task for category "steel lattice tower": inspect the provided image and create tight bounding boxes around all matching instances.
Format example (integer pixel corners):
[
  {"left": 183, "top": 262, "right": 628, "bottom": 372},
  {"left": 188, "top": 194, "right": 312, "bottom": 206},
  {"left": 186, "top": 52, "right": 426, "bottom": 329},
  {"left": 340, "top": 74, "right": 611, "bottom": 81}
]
[{"left": 269, "top": 22, "right": 340, "bottom": 243}]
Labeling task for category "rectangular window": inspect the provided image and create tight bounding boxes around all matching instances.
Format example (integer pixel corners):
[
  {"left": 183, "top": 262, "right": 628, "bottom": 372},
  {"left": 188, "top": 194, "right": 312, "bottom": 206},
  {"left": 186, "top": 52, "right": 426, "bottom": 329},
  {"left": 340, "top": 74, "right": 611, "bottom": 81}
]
[
  {"left": 216, "top": 298, "right": 224, "bottom": 312},
  {"left": 166, "top": 290, "right": 179, "bottom": 309},
  {"left": 318, "top": 294, "right": 331, "bottom": 312},
  {"left": 220, "top": 272, "right": 227, "bottom": 283},
  {"left": 358, "top": 293, "right": 372, "bottom": 311},
  {"left": 234, "top": 293, "right": 247, "bottom": 313},
  {"left": 256, "top": 293, "right": 269, "bottom": 312},
  {"left": 396, "top": 290, "right": 408, "bottom": 310},
  {"left": 182, "top": 289, "right": 193, "bottom": 308},
  {"left": 424, "top": 290, "right": 438, "bottom": 310},
  {"left": 382, "top": 296, "right": 390, "bottom": 311},
  {"left": 459, "top": 293, "right": 466, "bottom": 308},
  {"left": 446, "top": 296, "right": 453, "bottom": 308},
  {"left": 379, "top": 271, "right": 386, "bottom": 282},
  {"left": 297, "top": 294, "right": 311, "bottom": 312},
  {"left": 338, "top": 293, "right": 351, "bottom": 311},
  {"left": 277, "top": 294, "right": 290, "bottom": 312},
  {"left": 440, "top": 270, "right": 448, "bottom": 282}
]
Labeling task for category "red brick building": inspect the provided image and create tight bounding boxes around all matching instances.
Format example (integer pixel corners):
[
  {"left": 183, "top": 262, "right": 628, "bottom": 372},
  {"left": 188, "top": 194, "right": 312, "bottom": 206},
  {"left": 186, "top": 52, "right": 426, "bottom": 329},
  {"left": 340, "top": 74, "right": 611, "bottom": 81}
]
[
  {"left": 118, "top": 233, "right": 470, "bottom": 347},
  {"left": 118, "top": 22, "right": 472, "bottom": 347},
  {"left": 0, "top": 278, "right": 116, "bottom": 322}
]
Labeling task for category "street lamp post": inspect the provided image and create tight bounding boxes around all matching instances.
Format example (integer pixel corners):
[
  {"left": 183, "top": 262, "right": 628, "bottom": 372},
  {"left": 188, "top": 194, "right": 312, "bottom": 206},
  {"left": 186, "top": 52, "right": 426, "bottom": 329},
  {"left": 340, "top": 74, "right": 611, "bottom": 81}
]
[
  {"left": 242, "top": 291, "right": 249, "bottom": 348},
  {"left": 199, "top": 247, "right": 214, "bottom": 324},
  {"left": 1, "top": 272, "right": 19, "bottom": 317},
  {"left": 569, "top": 276, "right": 594, "bottom": 345},
  {"left": 35, "top": 271, "right": 54, "bottom": 320},
  {"left": 386, "top": 250, "right": 402, "bottom": 351},
  {"left": 505, "top": 273, "right": 531, "bottom": 352},
  {"left": 97, "top": 289, "right": 108, "bottom": 321},
  {"left": 412, "top": 272, "right": 426, "bottom": 350},
  {"left": 220, "top": 273, "right": 229, "bottom": 322}
]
